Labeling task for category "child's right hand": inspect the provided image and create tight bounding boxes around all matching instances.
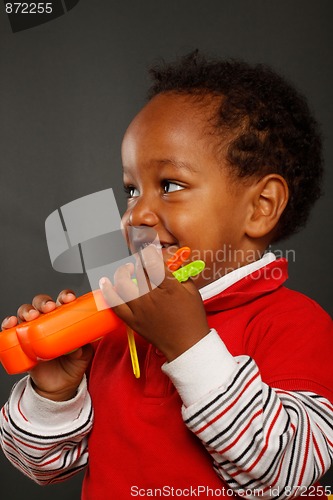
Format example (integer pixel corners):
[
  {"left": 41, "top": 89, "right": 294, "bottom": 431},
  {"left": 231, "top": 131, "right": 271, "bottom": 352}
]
[{"left": 1, "top": 290, "right": 94, "bottom": 402}]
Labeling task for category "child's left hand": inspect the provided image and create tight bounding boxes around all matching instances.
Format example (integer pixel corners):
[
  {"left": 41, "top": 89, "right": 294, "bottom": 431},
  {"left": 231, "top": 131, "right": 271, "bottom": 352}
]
[{"left": 99, "top": 245, "right": 210, "bottom": 361}]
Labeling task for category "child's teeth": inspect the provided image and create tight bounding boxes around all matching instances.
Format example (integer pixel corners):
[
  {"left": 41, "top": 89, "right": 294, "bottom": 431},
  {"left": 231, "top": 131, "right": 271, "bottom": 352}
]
[{"left": 141, "top": 242, "right": 162, "bottom": 249}]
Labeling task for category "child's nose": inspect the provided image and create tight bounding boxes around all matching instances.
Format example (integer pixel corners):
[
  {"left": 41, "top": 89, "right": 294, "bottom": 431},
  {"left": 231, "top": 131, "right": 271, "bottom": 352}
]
[{"left": 126, "top": 199, "right": 160, "bottom": 228}]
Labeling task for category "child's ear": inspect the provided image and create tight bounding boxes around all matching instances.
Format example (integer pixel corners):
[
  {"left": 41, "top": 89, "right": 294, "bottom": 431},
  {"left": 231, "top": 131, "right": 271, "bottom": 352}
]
[{"left": 245, "top": 174, "right": 289, "bottom": 239}]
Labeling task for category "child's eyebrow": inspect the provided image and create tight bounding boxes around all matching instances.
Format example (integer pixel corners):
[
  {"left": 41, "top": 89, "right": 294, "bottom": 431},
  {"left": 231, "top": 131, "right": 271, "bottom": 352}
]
[
  {"left": 122, "top": 158, "right": 199, "bottom": 175},
  {"left": 156, "top": 158, "right": 198, "bottom": 173}
]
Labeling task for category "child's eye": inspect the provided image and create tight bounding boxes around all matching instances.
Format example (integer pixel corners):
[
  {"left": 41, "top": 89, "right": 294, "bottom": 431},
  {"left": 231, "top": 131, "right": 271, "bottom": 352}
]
[
  {"left": 163, "top": 181, "right": 185, "bottom": 194},
  {"left": 124, "top": 185, "right": 140, "bottom": 198}
]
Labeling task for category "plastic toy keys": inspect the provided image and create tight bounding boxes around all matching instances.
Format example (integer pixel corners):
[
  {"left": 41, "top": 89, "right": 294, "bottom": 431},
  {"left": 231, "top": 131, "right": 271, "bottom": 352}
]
[
  {"left": 166, "top": 247, "right": 191, "bottom": 271},
  {"left": 127, "top": 327, "right": 140, "bottom": 378},
  {"left": 173, "top": 260, "right": 205, "bottom": 283},
  {"left": 0, "top": 250, "right": 206, "bottom": 375}
]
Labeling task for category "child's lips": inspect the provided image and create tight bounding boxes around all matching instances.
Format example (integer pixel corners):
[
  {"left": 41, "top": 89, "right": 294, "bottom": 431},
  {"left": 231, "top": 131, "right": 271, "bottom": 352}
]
[
  {"left": 160, "top": 242, "right": 177, "bottom": 250},
  {"left": 125, "top": 226, "right": 179, "bottom": 260},
  {"left": 142, "top": 242, "right": 180, "bottom": 262},
  {"left": 160, "top": 242, "right": 179, "bottom": 254},
  {"left": 143, "top": 242, "right": 179, "bottom": 260}
]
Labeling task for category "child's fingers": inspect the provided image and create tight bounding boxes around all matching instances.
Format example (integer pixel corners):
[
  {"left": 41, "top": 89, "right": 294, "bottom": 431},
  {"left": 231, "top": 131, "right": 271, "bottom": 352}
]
[
  {"left": 99, "top": 276, "right": 126, "bottom": 308},
  {"left": 17, "top": 303, "right": 41, "bottom": 322},
  {"left": 4, "top": 291, "right": 75, "bottom": 328},
  {"left": 30, "top": 294, "right": 57, "bottom": 314},
  {"left": 99, "top": 276, "right": 137, "bottom": 326},
  {"left": 1, "top": 315, "right": 18, "bottom": 330},
  {"left": 66, "top": 343, "right": 94, "bottom": 363},
  {"left": 113, "top": 264, "right": 140, "bottom": 303},
  {"left": 140, "top": 245, "right": 166, "bottom": 288},
  {"left": 133, "top": 254, "right": 153, "bottom": 296},
  {"left": 55, "top": 289, "right": 77, "bottom": 306}
]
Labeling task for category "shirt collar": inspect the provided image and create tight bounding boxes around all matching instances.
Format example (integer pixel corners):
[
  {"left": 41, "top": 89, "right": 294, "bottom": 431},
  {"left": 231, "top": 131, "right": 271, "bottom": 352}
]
[{"left": 199, "top": 252, "right": 277, "bottom": 301}]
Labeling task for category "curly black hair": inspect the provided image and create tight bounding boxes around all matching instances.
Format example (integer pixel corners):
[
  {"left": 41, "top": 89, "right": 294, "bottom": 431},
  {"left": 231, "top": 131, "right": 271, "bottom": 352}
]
[{"left": 147, "top": 51, "right": 323, "bottom": 242}]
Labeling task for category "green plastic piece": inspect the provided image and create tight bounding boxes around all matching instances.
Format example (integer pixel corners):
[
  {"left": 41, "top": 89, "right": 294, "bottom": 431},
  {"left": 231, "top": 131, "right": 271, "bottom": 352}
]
[
  {"left": 131, "top": 260, "right": 205, "bottom": 285},
  {"left": 172, "top": 260, "right": 206, "bottom": 282}
]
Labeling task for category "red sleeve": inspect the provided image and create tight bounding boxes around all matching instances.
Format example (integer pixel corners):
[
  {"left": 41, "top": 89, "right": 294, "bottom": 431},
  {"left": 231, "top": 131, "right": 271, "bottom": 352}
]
[{"left": 245, "top": 287, "right": 333, "bottom": 403}]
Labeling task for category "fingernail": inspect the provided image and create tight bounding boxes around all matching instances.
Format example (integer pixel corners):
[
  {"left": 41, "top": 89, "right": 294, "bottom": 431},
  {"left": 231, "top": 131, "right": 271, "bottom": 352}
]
[
  {"left": 1, "top": 316, "right": 11, "bottom": 328},
  {"left": 99, "top": 277, "right": 110, "bottom": 289},
  {"left": 43, "top": 301, "right": 56, "bottom": 312},
  {"left": 23, "top": 309, "right": 38, "bottom": 321}
]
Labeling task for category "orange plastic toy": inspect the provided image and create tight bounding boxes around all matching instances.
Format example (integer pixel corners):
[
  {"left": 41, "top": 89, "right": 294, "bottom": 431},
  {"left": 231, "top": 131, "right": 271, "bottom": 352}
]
[
  {"left": 0, "top": 291, "right": 122, "bottom": 374},
  {"left": 166, "top": 246, "right": 190, "bottom": 271},
  {"left": 0, "top": 247, "right": 200, "bottom": 375}
]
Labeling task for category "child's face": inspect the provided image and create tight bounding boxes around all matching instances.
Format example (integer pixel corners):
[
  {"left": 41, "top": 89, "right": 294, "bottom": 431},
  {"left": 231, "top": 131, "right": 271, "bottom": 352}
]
[{"left": 121, "top": 93, "right": 255, "bottom": 288}]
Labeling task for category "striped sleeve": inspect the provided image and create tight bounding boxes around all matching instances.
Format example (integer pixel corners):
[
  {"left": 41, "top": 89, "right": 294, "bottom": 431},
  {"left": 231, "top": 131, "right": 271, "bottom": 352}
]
[
  {"left": 0, "top": 375, "right": 93, "bottom": 485},
  {"left": 181, "top": 355, "right": 333, "bottom": 499},
  {"left": 163, "top": 331, "right": 333, "bottom": 499}
]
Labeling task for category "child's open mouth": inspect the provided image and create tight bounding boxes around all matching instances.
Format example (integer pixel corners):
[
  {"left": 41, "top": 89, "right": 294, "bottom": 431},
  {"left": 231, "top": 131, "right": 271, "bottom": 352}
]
[{"left": 127, "top": 226, "right": 178, "bottom": 257}]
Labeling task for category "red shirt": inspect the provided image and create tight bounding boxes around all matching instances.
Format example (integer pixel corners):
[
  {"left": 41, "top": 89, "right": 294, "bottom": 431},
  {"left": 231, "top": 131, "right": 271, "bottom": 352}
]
[{"left": 84, "top": 259, "right": 333, "bottom": 498}]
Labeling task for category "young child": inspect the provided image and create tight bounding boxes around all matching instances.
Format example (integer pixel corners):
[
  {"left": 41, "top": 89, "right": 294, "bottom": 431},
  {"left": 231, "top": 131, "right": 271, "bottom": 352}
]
[{"left": 1, "top": 51, "right": 333, "bottom": 499}]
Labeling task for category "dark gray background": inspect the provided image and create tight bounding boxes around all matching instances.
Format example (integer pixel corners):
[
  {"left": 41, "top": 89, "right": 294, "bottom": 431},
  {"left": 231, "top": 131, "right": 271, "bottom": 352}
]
[{"left": 0, "top": 1, "right": 332, "bottom": 498}]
